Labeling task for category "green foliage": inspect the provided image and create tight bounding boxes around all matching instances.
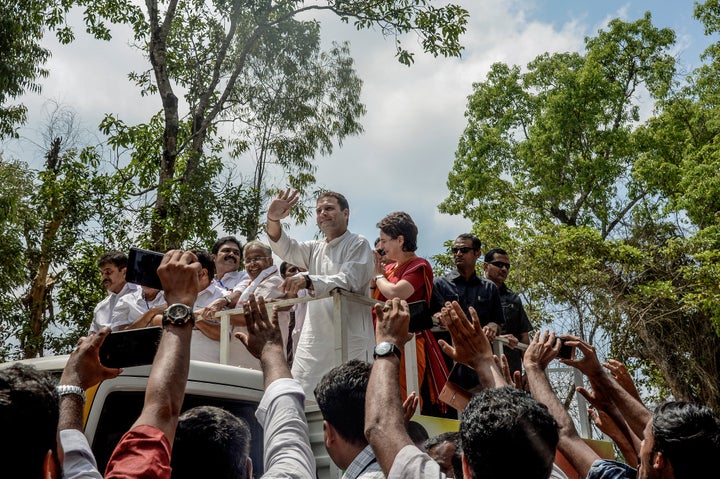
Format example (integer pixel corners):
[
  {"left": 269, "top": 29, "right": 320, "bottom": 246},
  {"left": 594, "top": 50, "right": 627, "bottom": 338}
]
[
  {"left": 0, "top": 1, "right": 50, "bottom": 138},
  {"left": 0, "top": 0, "right": 144, "bottom": 138},
  {"left": 0, "top": 105, "right": 116, "bottom": 359},
  {"left": 51, "top": 242, "right": 108, "bottom": 353},
  {"left": 442, "top": 13, "right": 720, "bottom": 407}
]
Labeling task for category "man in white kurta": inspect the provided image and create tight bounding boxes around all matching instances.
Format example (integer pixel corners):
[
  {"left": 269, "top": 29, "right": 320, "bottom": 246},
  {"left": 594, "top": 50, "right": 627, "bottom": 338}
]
[{"left": 266, "top": 189, "right": 375, "bottom": 399}]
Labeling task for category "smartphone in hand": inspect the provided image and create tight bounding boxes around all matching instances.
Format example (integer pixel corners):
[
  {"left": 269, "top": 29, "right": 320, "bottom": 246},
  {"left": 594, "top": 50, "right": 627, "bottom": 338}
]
[
  {"left": 557, "top": 338, "right": 574, "bottom": 360},
  {"left": 126, "top": 247, "right": 164, "bottom": 290},
  {"left": 408, "top": 300, "right": 434, "bottom": 332},
  {"left": 99, "top": 327, "right": 163, "bottom": 368}
]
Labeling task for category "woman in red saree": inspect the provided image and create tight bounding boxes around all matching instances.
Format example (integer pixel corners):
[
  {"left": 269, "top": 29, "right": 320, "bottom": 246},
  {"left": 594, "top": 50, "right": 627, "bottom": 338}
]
[{"left": 371, "top": 211, "right": 448, "bottom": 414}]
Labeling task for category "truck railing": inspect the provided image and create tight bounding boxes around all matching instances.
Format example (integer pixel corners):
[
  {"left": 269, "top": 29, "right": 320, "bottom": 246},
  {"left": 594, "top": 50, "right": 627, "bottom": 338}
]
[{"left": 216, "top": 288, "right": 520, "bottom": 406}]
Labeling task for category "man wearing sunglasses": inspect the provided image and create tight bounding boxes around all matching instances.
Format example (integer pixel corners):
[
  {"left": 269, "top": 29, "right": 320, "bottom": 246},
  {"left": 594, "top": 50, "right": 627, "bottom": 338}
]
[
  {"left": 484, "top": 248, "right": 532, "bottom": 378},
  {"left": 431, "top": 234, "right": 504, "bottom": 344}
]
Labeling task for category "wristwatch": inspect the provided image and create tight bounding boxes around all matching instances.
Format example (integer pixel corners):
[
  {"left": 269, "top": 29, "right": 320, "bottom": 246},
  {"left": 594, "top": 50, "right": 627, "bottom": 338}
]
[
  {"left": 162, "top": 303, "right": 195, "bottom": 327},
  {"left": 56, "top": 384, "right": 86, "bottom": 405},
  {"left": 374, "top": 341, "right": 402, "bottom": 360},
  {"left": 374, "top": 274, "right": 385, "bottom": 281}
]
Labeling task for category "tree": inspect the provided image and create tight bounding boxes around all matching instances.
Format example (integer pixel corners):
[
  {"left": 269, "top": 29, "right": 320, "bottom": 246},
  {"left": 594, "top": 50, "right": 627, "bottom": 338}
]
[
  {"left": 440, "top": 12, "right": 720, "bottom": 408},
  {"left": 0, "top": 1, "right": 51, "bottom": 138},
  {"left": 0, "top": 104, "right": 110, "bottom": 359},
  {"left": 0, "top": 0, "right": 143, "bottom": 138},
  {"left": 96, "top": 0, "right": 468, "bottom": 250}
]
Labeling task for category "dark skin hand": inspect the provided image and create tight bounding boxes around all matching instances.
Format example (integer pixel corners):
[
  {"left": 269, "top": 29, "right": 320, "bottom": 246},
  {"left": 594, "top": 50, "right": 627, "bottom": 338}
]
[
  {"left": 58, "top": 327, "right": 122, "bottom": 431},
  {"left": 234, "top": 294, "right": 291, "bottom": 389}
]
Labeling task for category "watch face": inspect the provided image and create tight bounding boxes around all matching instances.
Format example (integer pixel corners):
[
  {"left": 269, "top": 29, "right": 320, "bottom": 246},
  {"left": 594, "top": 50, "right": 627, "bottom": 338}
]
[
  {"left": 167, "top": 303, "right": 192, "bottom": 325},
  {"left": 169, "top": 303, "right": 190, "bottom": 320},
  {"left": 375, "top": 342, "right": 392, "bottom": 356}
]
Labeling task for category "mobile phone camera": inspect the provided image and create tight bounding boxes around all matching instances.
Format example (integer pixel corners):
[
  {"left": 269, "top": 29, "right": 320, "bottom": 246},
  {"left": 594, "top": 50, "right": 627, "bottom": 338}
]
[{"left": 558, "top": 337, "right": 574, "bottom": 360}]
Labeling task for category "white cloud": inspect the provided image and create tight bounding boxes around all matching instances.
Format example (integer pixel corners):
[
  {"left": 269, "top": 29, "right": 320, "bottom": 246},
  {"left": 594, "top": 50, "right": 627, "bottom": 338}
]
[{"left": 9, "top": 1, "right": 698, "bottom": 261}]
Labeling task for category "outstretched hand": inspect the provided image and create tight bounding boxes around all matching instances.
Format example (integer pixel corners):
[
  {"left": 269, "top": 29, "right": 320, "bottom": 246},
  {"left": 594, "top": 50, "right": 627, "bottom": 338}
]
[
  {"left": 267, "top": 188, "right": 299, "bottom": 222},
  {"left": 157, "top": 250, "right": 201, "bottom": 307},
  {"left": 374, "top": 298, "right": 413, "bottom": 348},
  {"left": 523, "top": 330, "right": 560, "bottom": 371},
  {"left": 603, "top": 359, "right": 642, "bottom": 402},
  {"left": 437, "top": 302, "right": 491, "bottom": 370},
  {"left": 60, "top": 327, "right": 121, "bottom": 389},
  {"left": 234, "top": 295, "right": 284, "bottom": 360}
]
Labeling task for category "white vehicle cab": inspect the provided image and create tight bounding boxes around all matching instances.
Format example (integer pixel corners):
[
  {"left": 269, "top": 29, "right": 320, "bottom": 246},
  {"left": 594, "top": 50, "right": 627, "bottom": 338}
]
[{"left": 2, "top": 354, "right": 332, "bottom": 478}]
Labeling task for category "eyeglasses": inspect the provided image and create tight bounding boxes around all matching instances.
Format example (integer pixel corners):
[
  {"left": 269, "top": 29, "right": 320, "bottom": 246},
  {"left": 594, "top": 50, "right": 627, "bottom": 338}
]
[
  {"left": 244, "top": 257, "right": 269, "bottom": 265},
  {"left": 450, "top": 246, "right": 475, "bottom": 255},
  {"left": 489, "top": 261, "right": 511, "bottom": 270}
]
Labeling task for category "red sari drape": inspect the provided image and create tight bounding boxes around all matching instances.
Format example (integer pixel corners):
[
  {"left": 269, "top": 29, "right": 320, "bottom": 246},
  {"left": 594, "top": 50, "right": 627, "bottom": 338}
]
[{"left": 373, "top": 257, "right": 449, "bottom": 411}]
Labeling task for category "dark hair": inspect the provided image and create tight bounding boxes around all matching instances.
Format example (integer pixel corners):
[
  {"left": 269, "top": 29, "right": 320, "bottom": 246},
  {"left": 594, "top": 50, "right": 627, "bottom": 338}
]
[
  {"left": 172, "top": 406, "right": 251, "bottom": 479},
  {"left": 314, "top": 359, "right": 370, "bottom": 446},
  {"left": 212, "top": 236, "right": 243, "bottom": 257},
  {"left": 408, "top": 420, "right": 430, "bottom": 446},
  {"left": 425, "top": 431, "right": 462, "bottom": 478},
  {"left": 652, "top": 401, "right": 720, "bottom": 477},
  {"left": 456, "top": 233, "right": 481, "bottom": 251},
  {"left": 376, "top": 211, "right": 418, "bottom": 252},
  {"left": 484, "top": 248, "right": 508, "bottom": 263},
  {"left": 452, "top": 444, "right": 464, "bottom": 479},
  {"left": 317, "top": 191, "right": 349, "bottom": 212},
  {"left": 0, "top": 363, "right": 60, "bottom": 478},
  {"left": 97, "top": 250, "right": 128, "bottom": 269},
  {"left": 280, "top": 261, "right": 302, "bottom": 278},
  {"left": 460, "top": 387, "right": 558, "bottom": 479},
  {"left": 425, "top": 430, "right": 460, "bottom": 451},
  {"left": 192, "top": 249, "right": 216, "bottom": 279}
]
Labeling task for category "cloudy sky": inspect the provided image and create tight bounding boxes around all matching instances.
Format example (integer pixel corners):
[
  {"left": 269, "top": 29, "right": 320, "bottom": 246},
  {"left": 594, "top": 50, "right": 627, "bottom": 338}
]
[{"left": 9, "top": 0, "right": 712, "bottom": 261}]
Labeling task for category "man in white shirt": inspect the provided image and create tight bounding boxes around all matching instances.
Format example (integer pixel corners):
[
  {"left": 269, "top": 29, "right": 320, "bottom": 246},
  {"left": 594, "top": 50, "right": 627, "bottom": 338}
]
[
  {"left": 89, "top": 251, "right": 138, "bottom": 333},
  {"left": 188, "top": 249, "right": 227, "bottom": 362},
  {"left": 112, "top": 286, "right": 166, "bottom": 330},
  {"left": 211, "top": 236, "right": 248, "bottom": 290},
  {"left": 266, "top": 189, "right": 374, "bottom": 399},
  {"left": 142, "top": 249, "right": 225, "bottom": 362}
]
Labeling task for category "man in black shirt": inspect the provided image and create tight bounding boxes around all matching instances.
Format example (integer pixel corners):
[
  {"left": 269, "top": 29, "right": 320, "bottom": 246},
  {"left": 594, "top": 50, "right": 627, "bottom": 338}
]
[
  {"left": 430, "top": 234, "right": 505, "bottom": 417},
  {"left": 484, "top": 247, "right": 533, "bottom": 378},
  {"left": 431, "top": 234, "right": 504, "bottom": 339}
]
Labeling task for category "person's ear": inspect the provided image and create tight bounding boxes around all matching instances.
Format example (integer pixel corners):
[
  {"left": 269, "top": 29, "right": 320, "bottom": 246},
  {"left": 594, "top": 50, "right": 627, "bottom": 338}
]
[
  {"left": 245, "top": 457, "right": 253, "bottom": 479},
  {"left": 323, "top": 419, "right": 337, "bottom": 447}
]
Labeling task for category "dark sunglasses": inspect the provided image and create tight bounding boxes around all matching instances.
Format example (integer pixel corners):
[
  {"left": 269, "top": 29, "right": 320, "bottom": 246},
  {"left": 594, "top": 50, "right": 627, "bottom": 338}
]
[
  {"left": 489, "top": 261, "right": 511, "bottom": 270},
  {"left": 450, "top": 246, "right": 475, "bottom": 254}
]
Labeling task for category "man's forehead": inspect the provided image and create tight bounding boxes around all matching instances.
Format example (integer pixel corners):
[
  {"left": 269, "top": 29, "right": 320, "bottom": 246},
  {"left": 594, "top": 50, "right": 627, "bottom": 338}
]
[
  {"left": 316, "top": 197, "right": 340, "bottom": 208},
  {"left": 219, "top": 242, "right": 241, "bottom": 251},
  {"left": 454, "top": 238, "right": 473, "bottom": 246}
]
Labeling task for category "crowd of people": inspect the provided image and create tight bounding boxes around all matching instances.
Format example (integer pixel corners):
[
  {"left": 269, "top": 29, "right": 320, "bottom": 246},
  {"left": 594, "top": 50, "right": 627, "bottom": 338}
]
[{"left": 2, "top": 188, "right": 719, "bottom": 479}]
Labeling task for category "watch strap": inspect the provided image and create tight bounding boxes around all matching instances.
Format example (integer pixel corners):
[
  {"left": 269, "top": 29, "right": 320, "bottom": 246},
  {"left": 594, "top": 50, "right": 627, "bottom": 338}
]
[
  {"left": 57, "top": 384, "right": 86, "bottom": 405},
  {"left": 374, "top": 342, "right": 402, "bottom": 360}
]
